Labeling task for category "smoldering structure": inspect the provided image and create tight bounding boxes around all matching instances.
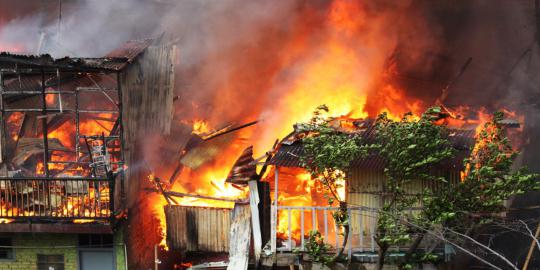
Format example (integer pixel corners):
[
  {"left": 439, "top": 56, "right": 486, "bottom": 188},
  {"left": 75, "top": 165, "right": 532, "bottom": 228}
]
[{"left": 0, "top": 1, "right": 539, "bottom": 270}]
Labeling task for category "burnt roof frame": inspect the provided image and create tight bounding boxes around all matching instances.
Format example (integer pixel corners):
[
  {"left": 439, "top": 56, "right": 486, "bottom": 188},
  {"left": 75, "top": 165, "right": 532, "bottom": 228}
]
[{"left": 0, "top": 54, "right": 130, "bottom": 75}]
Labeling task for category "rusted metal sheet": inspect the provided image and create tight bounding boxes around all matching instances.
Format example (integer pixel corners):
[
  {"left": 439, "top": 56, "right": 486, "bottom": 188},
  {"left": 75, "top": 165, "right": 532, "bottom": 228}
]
[
  {"left": 226, "top": 146, "right": 257, "bottom": 185},
  {"left": 164, "top": 205, "right": 232, "bottom": 253},
  {"left": 105, "top": 38, "right": 154, "bottom": 69}
]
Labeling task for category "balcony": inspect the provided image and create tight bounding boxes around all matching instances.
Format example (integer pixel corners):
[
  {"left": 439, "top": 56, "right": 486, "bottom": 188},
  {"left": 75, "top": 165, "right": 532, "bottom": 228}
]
[
  {"left": 0, "top": 57, "right": 124, "bottom": 233},
  {"left": 0, "top": 177, "right": 112, "bottom": 220},
  {"left": 0, "top": 176, "right": 114, "bottom": 233}
]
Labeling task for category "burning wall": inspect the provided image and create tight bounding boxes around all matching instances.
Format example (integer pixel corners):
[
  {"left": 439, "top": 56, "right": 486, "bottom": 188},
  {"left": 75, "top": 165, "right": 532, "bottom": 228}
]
[{"left": 118, "top": 42, "right": 177, "bottom": 269}]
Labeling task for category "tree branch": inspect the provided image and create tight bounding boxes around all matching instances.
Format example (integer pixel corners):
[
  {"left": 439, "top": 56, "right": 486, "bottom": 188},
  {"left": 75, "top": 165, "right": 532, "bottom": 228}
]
[{"left": 444, "top": 227, "right": 519, "bottom": 270}]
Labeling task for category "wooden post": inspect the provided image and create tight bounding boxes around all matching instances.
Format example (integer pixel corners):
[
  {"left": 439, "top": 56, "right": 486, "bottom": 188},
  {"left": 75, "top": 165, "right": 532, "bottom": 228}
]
[
  {"left": 154, "top": 244, "right": 159, "bottom": 270},
  {"left": 522, "top": 221, "right": 540, "bottom": 270},
  {"left": 0, "top": 72, "right": 4, "bottom": 164},
  {"left": 40, "top": 69, "right": 49, "bottom": 177},
  {"left": 249, "top": 180, "right": 262, "bottom": 268},
  {"left": 271, "top": 169, "right": 279, "bottom": 253}
]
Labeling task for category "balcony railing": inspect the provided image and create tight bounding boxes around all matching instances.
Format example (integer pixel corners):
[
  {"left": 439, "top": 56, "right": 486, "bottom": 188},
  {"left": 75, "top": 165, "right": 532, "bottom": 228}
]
[
  {"left": 271, "top": 206, "right": 379, "bottom": 257},
  {"left": 0, "top": 177, "right": 113, "bottom": 220}
]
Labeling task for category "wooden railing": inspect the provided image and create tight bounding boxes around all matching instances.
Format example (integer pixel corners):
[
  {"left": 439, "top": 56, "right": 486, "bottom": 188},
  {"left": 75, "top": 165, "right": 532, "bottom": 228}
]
[
  {"left": 0, "top": 177, "right": 113, "bottom": 220},
  {"left": 271, "top": 205, "right": 379, "bottom": 257}
]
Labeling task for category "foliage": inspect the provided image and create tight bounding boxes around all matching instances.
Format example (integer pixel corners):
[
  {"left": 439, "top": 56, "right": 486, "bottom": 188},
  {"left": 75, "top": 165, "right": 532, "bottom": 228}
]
[
  {"left": 296, "top": 105, "right": 538, "bottom": 269},
  {"left": 298, "top": 105, "right": 371, "bottom": 260},
  {"left": 375, "top": 107, "right": 455, "bottom": 187},
  {"left": 373, "top": 107, "right": 455, "bottom": 257},
  {"left": 299, "top": 105, "right": 369, "bottom": 201},
  {"left": 423, "top": 111, "right": 540, "bottom": 227},
  {"left": 304, "top": 230, "right": 332, "bottom": 265}
]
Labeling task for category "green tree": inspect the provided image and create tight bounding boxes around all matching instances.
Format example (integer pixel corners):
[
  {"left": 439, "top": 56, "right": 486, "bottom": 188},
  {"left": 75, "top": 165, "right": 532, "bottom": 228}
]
[
  {"left": 297, "top": 106, "right": 538, "bottom": 269},
  {"left": 373, "top": 107, "right": 455, "bottom": 270},
  {"left": 299, "top": 105, "right": 370, "bottom": 261},
  {"left": 422, "top": 111, "right": 539, "bottom": 238}
]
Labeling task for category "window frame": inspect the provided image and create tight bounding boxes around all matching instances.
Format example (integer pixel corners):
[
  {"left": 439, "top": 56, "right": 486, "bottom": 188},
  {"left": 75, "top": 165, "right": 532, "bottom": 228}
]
[
  {"left": 36, "top": 254, "right": 65, "bottom": 270},
  {"left": 0, "top": 237, "right": 15, "bottom": 262}
]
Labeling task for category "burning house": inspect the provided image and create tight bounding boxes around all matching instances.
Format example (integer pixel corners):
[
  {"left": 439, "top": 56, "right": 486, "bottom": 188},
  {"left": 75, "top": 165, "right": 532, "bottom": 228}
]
[
  {"left": 0, "top": 38, "right": 176, "bottom": 270},
  {"left": 263, "top": 117, "right": 477, "bottom": 266},
  {"left": 0, "top": 0, "right": 540, "bottom": 269}
]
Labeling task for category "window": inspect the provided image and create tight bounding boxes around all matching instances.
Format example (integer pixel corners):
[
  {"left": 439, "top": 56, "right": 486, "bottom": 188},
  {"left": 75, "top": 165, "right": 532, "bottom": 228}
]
[
  {"left": 37, "top": 254, "right": 64, "bottom": 270},
  {"left": 0, "top": 238, "right": 14, "bottom": 260},
  {"left": 78, "top": 234, "right": 113, "bottom": 248}
]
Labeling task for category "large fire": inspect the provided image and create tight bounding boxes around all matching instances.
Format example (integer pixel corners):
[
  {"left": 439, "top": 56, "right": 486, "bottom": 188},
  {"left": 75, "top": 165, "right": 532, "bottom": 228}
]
[
  {"left": 0, "top": 81, "right": 117, "bottom": 222},
  {"left": 143, "top": 0, "right": 525, "bottom": 253}
]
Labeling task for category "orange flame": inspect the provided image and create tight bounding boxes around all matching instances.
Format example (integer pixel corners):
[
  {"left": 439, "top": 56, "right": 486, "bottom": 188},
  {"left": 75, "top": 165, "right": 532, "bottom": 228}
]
[{"left": 192, "top": 120, "right": 211, "bottom": 136}]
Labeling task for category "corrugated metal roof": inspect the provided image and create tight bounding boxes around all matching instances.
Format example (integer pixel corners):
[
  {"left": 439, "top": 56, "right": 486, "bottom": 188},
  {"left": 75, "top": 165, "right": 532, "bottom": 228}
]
[
  {"left": 106, "top": 38, "right": 154, "bottom": 61},
  {"left": 3, "top": 76, "right": 41, "bottom": 92},
  {"left": 0, "top": 38, "right": 154, "bottom": 72},
  {"left": 269, "top": 121, "right": 476, "bottom": 170},
  {"left": 0, "top": 53, "right": 125, "bottom": 72}
]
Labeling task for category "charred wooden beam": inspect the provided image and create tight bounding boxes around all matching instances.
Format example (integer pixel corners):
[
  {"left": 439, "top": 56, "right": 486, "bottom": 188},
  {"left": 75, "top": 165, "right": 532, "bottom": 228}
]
[
  {"left": 166, "top": 190, "right": 244, "bottom": 203},
  {"left": 146, "top": 188, "right": 245, "bottom": 203},
  {"left": 40, "top": 70, "right": 49, "bottom": 177},
  {"left": 153, "top": 177, "right": 178, "bottom": 205},
  {"left": 13, "top": 138, "right": 69, "bottom": 166},
  {"left": 203, "top": 120, "right": 258, "bottom": 141}
]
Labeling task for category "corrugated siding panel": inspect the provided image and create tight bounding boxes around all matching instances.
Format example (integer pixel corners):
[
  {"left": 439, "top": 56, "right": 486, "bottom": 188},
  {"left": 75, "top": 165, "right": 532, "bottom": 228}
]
[
  {"left": 348, "top": 168, "right": 384, "bottom": 193},
  {"left": 347, "top": 168, "right": 383, "bottom": 249},
  {"left": 165, "top": 205, "right": 232, "bottom": 253},
  {"left": 346, "top": 168, "right": 461, "bottom": 249}
]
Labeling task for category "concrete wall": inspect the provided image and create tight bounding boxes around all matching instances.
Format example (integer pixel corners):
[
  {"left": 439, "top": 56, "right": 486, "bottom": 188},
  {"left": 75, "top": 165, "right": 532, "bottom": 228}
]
[
  {"left": 0, "top": 234, "right": 78, "bottom": 270},
  {"left": 0, "top": 232, "right": 126, "bottom": 270},
  {"left": 114, "top": 230, "right": 127, "bottom": 270}
]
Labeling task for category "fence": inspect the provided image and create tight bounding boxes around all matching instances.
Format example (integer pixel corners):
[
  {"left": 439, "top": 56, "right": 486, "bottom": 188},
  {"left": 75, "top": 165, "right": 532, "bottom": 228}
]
[{"left": 271, "top": 205, "right": 379, "bottom": 257}]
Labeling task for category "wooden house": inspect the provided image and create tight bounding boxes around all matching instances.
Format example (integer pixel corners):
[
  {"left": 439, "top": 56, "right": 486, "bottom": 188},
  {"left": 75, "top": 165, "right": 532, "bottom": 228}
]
[{"left": 265, "top": 119, "right": 476, "bottom": 264}]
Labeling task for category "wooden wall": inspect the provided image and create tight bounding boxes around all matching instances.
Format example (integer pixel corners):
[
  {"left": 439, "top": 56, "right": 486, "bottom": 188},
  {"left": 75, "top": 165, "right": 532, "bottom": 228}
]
[
  {"left": 165, "top": 205, "right": 232, "bottom": 253},
  {"left": 118, "top": 43, "right": 176, "bottom": 269},
  {"left": 120, "top": 43, "right": 176, "bottom": 208}
]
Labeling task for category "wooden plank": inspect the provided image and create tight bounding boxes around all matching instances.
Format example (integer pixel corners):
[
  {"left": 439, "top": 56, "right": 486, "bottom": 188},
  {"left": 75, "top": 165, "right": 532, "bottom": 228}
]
[
  {"left": 312, "top": 207, "right": 317, "bottom": 232},
  {"left": 271, "top": 169, "right": 278, "bottom": 254},
  {"left": 324, "top": 208, "right": 328, "bottom": 241},
  {"left": 300, "top": 209, "right": 305, "bottom": 251},
  {"left": 227, "top": 204, "right": 251, "bottom": 270},
  {"left": 359, "top": 209, "right": 364, "bottom": 252},
  {"left": 271, "top": 205, "right": 276, "bottom": 253},
  {"left": 248, "top": 180, "right": 262, "bottom": 266},
  {"left": 347, "top": 209, "right": 352, "bottom": 259},
  {"left": 288, "top": 208, "right": 292, "bottom": 251}
]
